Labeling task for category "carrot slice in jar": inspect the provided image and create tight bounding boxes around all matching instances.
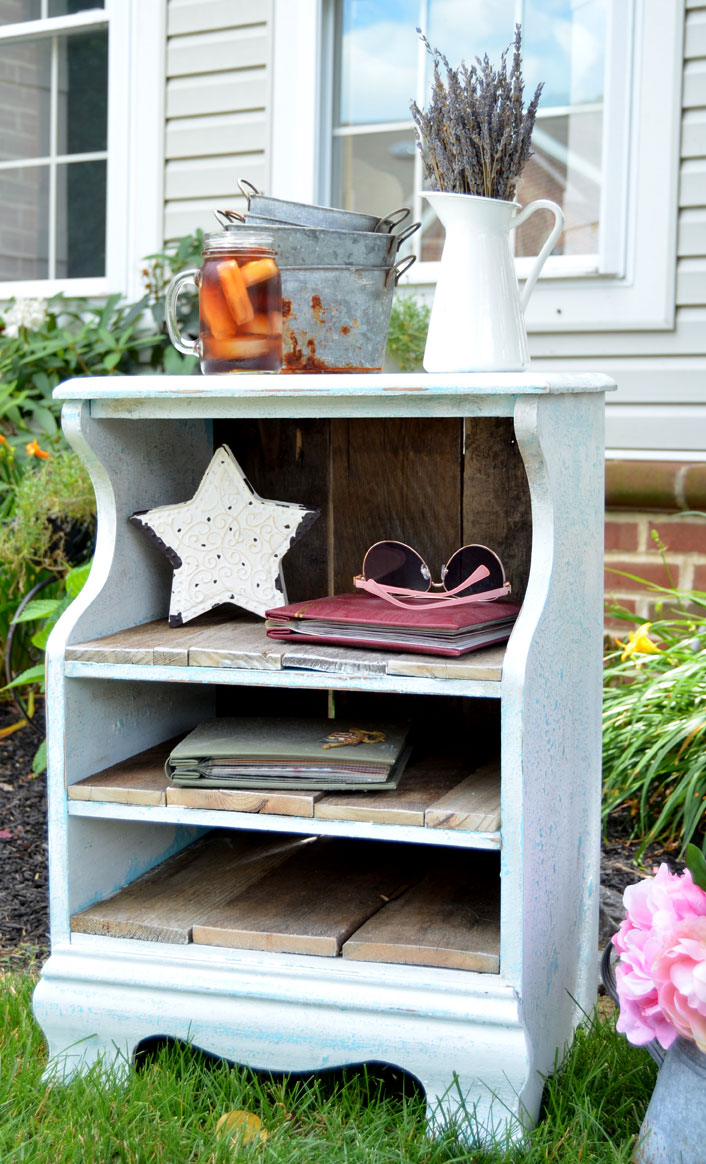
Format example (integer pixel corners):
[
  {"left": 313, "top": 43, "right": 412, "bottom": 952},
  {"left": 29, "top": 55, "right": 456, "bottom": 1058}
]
[
  {"left": 205, "top": 336, "right": 272, "bottom": 360},
  {"left": 200, "top": 280, "right": 237, "bottom": 339},
  {"left": 240, "top": 258, "right": 279, "bottom": 287},
  {"left": 217, "top": 260, "right": 255, "bottom": 325},
  {"left": 243, "top": 312, "right": 271, "bottom": 335}
]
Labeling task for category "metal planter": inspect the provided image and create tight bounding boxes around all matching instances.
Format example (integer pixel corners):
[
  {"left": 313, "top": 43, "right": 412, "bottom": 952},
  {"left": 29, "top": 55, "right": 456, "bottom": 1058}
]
[
  {"left": 237, "top": 179, "right": 410, "bottom": 234},
  {"left": 279, "top": 257, "right": 415, "bottom": 373},
  {"left": 225, "top": 219, "right": 419, "bottom": 268}
]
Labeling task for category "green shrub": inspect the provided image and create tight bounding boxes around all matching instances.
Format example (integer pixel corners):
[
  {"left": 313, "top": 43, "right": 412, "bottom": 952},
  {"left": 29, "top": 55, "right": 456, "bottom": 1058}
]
[
  {"left": 386, "top": 294, "right": 430, "bottom": 371},
  {"left": 603, "top": 534, "right": 706, "bottom": 854}
]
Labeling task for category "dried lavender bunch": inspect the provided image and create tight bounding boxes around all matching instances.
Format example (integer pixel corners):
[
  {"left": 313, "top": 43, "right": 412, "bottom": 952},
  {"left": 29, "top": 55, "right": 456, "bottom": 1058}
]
[{"left": 410, "top": 25, "right": 543, "bottom": 200}]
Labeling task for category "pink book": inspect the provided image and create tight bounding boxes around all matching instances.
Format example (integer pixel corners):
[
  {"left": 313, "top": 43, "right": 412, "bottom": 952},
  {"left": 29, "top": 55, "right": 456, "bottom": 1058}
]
[{"left": 265, "top": 591, "right": 520, "bottom": 657}]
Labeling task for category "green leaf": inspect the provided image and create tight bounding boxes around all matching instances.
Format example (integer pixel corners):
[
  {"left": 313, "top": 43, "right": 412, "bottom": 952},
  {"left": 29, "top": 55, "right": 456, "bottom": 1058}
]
[
  {"left": 66, "top": 561, "right": 91, "bottom": 597},
  {"left": 12, "top": 599, "right": 61, "bottom": 624},
  {"left": 103, "top": 350, "right": 122, "bottom": 370},
  {"left": 32, "top": 738, "right": 47, "bottom": 776},
  {"left": 686, "top": 844, "right": 706, "bottom": 892},
  {"left": 3, "top": 663, "right": 45, "bottom": 690}
]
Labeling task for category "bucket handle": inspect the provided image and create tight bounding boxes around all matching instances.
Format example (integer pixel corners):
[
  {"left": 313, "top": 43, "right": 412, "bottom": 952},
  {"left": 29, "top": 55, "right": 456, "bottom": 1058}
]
[
  {"left": 394, "top": 221, "right": 421, "bottom": 246},
  {"left": 386, "top": 254, "right": 416, "bottom": 287},
  {"left": 237, "top": 178, "right": 263, "bottom": 204},
  {"left": 214, "top": 209, "right": 245, "bottom": 227},
  {"left": 374, "top": 206, "right": 411, "bottom": 234}
]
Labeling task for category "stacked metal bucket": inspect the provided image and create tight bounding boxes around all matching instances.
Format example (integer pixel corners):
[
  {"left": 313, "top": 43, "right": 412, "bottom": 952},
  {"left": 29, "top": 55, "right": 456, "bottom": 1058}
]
[{"left": 216, "top": 179, "right": 418, "bottom": 373}]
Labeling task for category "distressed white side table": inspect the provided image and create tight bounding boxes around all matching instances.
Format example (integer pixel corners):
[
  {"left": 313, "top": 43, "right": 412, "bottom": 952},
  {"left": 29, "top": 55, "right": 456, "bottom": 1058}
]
[{"left": 34, "top": 371, "right": 613, "bottom": 1141}]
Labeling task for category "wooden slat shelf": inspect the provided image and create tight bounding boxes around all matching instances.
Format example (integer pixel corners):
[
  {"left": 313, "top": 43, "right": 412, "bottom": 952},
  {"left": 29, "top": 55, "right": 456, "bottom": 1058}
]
[
  {"left": 68, "top": 739, "right": 501, "bottom": 833},
  {"left": 65, "top": 614, "right": 506, "bottom": 683},
  {"left": 72, "top": 833, "right": 500, "bottom": 973}
]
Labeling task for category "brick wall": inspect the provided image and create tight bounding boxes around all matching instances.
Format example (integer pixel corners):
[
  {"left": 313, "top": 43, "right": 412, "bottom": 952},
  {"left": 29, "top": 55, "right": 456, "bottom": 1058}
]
[{"left": 604, "top": 460, "right": 706, "bottom": 626}]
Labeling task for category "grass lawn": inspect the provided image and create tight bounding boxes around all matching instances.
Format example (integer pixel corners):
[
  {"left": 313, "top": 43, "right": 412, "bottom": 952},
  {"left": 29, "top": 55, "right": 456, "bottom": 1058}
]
[{"left": 1, "top": 961, "right": 657, "bottom": 1164}]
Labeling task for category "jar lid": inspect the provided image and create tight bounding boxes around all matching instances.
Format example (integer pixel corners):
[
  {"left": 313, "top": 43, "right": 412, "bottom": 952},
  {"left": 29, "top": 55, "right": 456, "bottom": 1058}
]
[{"left": 203, "top": 228, "right": 275, "bottom": 254}]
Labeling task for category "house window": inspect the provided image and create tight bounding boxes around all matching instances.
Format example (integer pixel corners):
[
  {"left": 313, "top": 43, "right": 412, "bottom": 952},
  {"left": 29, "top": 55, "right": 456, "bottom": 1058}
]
[
  {"left": 0, "top": 0, "right": 165, "bottom": 299},
  {"left": 330, "top": 0, "right": 614, "bottom": 273},
  {"left": 270, "top": 0, "right": 683, "bottom": 332}
]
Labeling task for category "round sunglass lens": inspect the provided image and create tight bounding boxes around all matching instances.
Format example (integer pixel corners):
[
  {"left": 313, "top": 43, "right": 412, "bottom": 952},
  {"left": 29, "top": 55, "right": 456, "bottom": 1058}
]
[
  {"left": 362, "top": 541, "right": 429, "bottom": 591},
  {"left": 444, "top": 545, "right": 505, "bottom": 597}
]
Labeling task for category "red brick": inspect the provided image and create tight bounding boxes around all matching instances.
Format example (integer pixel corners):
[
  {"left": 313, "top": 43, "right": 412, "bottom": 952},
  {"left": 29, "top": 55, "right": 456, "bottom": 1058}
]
[
  {"left": 693, "top": 565, "right": 706, "bottom": 592},
  {"left": 605, "top": 461, "right": 683, "bottom": 510},
  {"left": 649, "top": 522, "right": 706, "bottom": 554},
  {"left": 604, "top": 519, "right": 640, "bottom": 552},
  {"left": 604, "top": 559, "right": 674, "bottom": 590}
]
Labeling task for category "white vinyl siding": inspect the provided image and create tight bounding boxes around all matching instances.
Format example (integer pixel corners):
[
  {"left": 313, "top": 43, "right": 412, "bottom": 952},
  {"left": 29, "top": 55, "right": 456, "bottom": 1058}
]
[
  {"left": 163, "top": 0, "right": 271, "bottom": 240},
  {"left": 530, "top": 0, "right": 706, "bottom": 456}
]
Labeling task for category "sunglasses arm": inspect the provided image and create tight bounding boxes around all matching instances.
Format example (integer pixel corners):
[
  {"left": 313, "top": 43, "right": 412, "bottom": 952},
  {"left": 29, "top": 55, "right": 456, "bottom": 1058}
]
[{"left": 353, "top": 575, "right": 511, "bottom": 609}]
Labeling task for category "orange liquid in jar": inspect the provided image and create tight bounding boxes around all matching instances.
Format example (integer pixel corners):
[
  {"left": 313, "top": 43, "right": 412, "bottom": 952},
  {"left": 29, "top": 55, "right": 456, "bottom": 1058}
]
[{"left": 199, "top": 248, "right": 282, "bottom": 373}]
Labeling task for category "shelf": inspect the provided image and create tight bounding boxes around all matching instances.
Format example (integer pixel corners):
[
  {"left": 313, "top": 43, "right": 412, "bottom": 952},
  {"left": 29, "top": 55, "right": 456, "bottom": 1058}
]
[
  {"left": 67, "top": 738, "right": 501, "bottom": 835},
  {"left": 71, "top": 832, "right": 500, "bottom": 973},
  {"left": 64, "top": 614, "right": 506, "bottom": 686}
]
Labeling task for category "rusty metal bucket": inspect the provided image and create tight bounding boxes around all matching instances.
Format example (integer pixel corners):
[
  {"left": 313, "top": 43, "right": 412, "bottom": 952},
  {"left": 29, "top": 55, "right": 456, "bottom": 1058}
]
[
  {"left": 216, "top": 213, "right": 419, "bottom": 268},
  {"left": 279, "top": 256, "right": 415, "bottom": 373},
  {"left": 237, "top": 179, "right": 410, "bottom": 234}
]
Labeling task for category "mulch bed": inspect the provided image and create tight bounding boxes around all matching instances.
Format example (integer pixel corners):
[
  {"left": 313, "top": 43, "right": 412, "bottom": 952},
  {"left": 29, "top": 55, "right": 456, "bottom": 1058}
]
[{"left": 0, "top": 699, "right": 683, "bottom": 969}]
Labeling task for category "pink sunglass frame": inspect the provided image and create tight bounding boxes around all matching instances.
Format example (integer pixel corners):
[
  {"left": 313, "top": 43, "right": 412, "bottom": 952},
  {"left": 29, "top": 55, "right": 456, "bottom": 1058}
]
[{"left": 353, "top": 540, "right": 511, "bottom": 611}]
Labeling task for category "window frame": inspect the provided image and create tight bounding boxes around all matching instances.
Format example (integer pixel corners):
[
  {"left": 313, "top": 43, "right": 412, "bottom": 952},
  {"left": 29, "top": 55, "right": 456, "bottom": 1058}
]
[
  {"left": 0, "top": 0, "right": 166, "bottom": 302},
  {"left": 270, "top": 0, "right": 684, "bottom": 333}
]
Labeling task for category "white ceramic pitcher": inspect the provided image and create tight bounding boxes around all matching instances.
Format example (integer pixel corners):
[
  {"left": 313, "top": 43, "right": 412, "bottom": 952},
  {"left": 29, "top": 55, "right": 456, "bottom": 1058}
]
[{"left": 422, "top": 192, "right": 564, "bottom": 372}]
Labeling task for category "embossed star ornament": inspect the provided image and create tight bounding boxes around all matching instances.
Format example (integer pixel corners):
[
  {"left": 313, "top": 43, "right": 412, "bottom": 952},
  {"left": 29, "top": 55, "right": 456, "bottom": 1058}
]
[{"left": 130, "top": 445, "right": 319, "bottom": 625}]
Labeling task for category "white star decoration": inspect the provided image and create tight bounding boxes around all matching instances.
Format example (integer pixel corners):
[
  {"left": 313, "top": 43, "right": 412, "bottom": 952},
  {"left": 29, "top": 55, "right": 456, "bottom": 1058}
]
[{"left": 130, "top": 445, "right": 319, "bottom": 624}]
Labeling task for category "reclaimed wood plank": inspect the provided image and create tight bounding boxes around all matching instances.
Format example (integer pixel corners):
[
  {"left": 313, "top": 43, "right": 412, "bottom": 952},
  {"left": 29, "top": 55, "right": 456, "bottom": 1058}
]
[
  {"left": 187, "top": 620, "right": 285, "bottom": 669},
  {"left": 463, "top": 416, "right": 532, "bottom": 605},
  {"left": 342, "top": 854, "right": 500, "bottom": 972},
  {"left": 71, "top": 832, "right": 306, "bottom": 943},
  {"left": 424, "top": 762, "right": 501, "bottom": 832},
  {"left": 330, "top": 418, "right": 462, "bottom": 595},
  {"left": 67, "top": 739, "right": 179, "bottom": 805},
  {"left": 166, "top": 784, "right": 324, "bottom": 817},
  {"left": 314, "top": 758, "right": 471, "bottom": 826},
  {"left": 66, "top": 621, "right": 164, "bottom": 664},
  {"left": 192, "top": 837, "right": 420, "bottom": 956},
  {"left": 386, "top": 645, "right": 505, "bottom": 681}
]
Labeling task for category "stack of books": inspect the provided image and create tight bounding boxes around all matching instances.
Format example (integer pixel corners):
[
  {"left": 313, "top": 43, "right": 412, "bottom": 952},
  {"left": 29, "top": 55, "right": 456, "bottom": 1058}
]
[
  {"left": 265, "top": 591, "right": 520, "bottom": 656},
  {"left": 166, "top": 717, "right": 411, "bottom": 791}
]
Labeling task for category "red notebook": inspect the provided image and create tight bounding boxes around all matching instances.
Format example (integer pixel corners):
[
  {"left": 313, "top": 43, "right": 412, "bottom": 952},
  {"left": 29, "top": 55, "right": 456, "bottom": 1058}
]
[{"left": 265, "top": 591, "right": 521, "bottom": 657}]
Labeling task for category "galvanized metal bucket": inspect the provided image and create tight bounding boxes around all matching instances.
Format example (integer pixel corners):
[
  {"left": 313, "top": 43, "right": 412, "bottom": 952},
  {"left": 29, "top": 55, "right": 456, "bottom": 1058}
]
[
  {"left": 216, "top": 213, "right": 419, "bottom": 268},
  {"left": 237, "top": 178, "right": 410, "bottom": 234},
  {"left": 279, "top": 256, "right": 416, "bottom": 373}
]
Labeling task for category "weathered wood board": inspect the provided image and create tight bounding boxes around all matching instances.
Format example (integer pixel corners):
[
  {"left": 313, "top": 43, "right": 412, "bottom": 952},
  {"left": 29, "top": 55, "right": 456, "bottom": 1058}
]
[
  {"left": 71, "top": 831, "right": 308, "bottom": 943},
  {"left": 65, "top": 615, "right": 507, "bottom": 682},
  {"left": 67, "top": 739, "right": 178, "bottom": 805},
  {"left": 166, "top": 784, "right": 325, "bottom": 817},
  {"left": 192, "top": 837, "right": 421, "bottom": 956},
  {"left": 314, "top": 758, "right": 476, "bottom": 827},
  {"left": 424, "top": 761, "right": 501, "bottom": 832},
  {"left": 342, "top": 854, "right": 501, "bottom": 972}
]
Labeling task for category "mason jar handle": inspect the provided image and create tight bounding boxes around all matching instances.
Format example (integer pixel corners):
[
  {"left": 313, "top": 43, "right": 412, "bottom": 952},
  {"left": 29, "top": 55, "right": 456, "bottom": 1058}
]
[
  {"left": 165, "top": 268, "right": 200, "bottom": 356},
  {"left": 511, "top": 199, "right": 565, "bottom": 313}
]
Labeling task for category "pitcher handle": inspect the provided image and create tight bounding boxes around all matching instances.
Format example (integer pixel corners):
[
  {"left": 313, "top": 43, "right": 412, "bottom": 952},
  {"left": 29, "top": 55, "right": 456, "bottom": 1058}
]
[
  {"left": 511, "top": 199, "right": 564, "bottom": 314},
  {"left": 165, "top": 268, "right": 200, "bottom": 356}
]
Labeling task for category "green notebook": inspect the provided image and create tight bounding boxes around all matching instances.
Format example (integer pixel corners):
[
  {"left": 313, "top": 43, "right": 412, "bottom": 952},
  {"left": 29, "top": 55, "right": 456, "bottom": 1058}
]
[{"left": 166, "top": 717, "right": 411, "bottom": 790}]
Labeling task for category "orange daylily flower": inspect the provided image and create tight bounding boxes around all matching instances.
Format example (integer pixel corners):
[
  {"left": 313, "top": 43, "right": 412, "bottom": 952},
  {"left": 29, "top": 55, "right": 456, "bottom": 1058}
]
[
  {"left": 25, "top": 438, "right": 50, "bottom": 459},
  {"left": 0, "top": 433, "right": 7, "bottom": 445}
]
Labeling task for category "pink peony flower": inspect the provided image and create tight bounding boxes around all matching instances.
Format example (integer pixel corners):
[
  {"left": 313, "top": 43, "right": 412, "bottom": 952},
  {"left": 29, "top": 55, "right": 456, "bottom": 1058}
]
[
  {"left": 612, "top": 864, "right": 706, "bottom": 1048},
  {"left": 652, "top": 916, "right": 706, "bottom": 1052}
]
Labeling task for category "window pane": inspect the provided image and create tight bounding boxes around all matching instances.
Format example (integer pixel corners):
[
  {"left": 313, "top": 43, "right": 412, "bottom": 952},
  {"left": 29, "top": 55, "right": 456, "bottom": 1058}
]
[
  {"left": 55, "top": 158, "right": 105, "bottom": 277},
  {"left": 515, "top": 108, "right": 602, "bottom": 257},
  {"left": 0, "top": 163, "right": 48, "bottom": 278},
  {"left": 0, "top": 38, "right": 50, "bottom": 160},
  {"left": 56, "top": 28, "right": 108, "bottom": 154},
  {"left": 523, "top": 0, "right": 606, "bottom": 106},
  {"left": 332, "top": 128, "right": 415, "bottom": 216},
  {"left": 426, "top": 0, "right": 515, "bottom": 75},
  {"left": 49, "top": 0, "right": 105, "bottom": 13},
  {"left": 0, "top": 1, "right": 41, "bottom": 24},
  {"left": 335, "top": 0, "right": 419, "bottom": 126}
]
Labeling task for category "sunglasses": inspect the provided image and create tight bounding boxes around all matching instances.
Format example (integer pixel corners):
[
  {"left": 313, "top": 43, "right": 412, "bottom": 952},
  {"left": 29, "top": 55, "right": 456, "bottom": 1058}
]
[{"left": 353, "top": 540, "right": 511, "bottom": 610}]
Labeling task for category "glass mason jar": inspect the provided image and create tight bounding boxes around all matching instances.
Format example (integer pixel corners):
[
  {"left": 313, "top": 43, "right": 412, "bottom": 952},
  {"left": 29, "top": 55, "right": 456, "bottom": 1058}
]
[{"left": 165, "top": 230, "right": 282, "bottom": 374}]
